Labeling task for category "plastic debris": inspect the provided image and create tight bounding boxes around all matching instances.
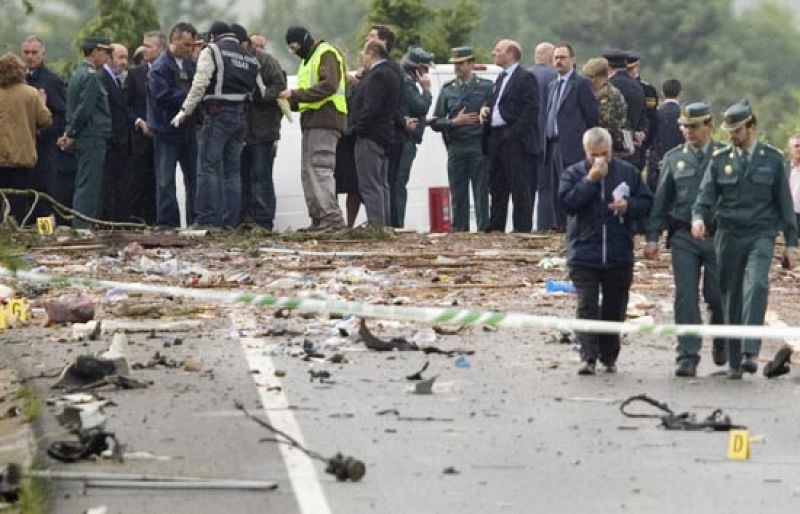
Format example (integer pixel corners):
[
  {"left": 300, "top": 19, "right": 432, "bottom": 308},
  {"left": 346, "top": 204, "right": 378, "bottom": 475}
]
[
  {"left": 454, "top": 355, "right": 471, "bottom": 369},
  {"left": 545, "top": 280, "right": 576, "bottom": 293},
  {"left": 406, "top": 361, "right": 429, "bottom": 381},
  {"left": 413, "top": 376, "right": 437, "bottom": 395}
]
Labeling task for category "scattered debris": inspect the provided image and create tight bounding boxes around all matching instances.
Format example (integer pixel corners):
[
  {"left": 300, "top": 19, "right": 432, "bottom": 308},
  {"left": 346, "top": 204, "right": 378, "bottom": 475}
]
[
  {"left": 376, "top": 409, "right": 400, "bottom": 416},
  {"left": 454, "top": 355, "right": 471, "bottom": 369},
  {"left": 308, "top": 369, "right": 331, "bottom": 382},
  {"left": 545, "top": 280, "right": 576, "bottom": 293},
  {"left": 47, "top": 403, "right": 122, "bottom": 463},
  {"left": 763, "top": 346, "right": 792, "bottom": 378},
  {"left": 0, "top": 463, "right": 20, "bottom": 504},
  {"left": 182, "top": 358, "right": 203, "bottom": 372},
  {"left": 413, "top": 376, "right": 437, "bottom": 395},
  {"left": 360, "top": 320, "right": 418, "bottom": 351},
  {"left": 442, "top": 466, "right": 460, "bottom": 475},
  {"left": 132, "top": 352, "right": 180, "bottom": 370},
  {"left": 53, "top": 356, "right": 137, "bottom": 391},
  {"left": 44, "top": 297, "right": 95, "bottom": 325},
  {"left": 620, "top": 394, "right": 746, "bottom": 431},
  {"left": 406, "top": 361, "right": 429, "bottom": 381},
  {"left": 71, "top": 320, "right": 102, "bottom": 341}
]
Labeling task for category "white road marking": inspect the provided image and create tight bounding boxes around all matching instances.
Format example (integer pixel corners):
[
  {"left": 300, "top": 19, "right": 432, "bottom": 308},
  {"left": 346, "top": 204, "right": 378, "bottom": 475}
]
[{"left": 232, "top": 313, "right": 332, "bottom": 514}]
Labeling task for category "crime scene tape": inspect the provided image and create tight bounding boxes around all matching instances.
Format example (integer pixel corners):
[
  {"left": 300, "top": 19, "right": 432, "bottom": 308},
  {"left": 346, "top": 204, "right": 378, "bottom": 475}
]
[{"left": 1, "top": 266, "right": 800, "bottom": 341}]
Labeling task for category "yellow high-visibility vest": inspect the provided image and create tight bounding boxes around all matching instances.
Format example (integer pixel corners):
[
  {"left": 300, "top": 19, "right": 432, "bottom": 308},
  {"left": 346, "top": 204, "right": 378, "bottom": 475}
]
[{"left": 296, "top": 41, "right": 347, "bottom": 114}]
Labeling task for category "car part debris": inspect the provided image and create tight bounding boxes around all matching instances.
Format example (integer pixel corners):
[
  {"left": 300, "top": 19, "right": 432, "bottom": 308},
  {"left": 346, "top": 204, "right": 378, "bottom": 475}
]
[
  {"left": 308, "top": 369, "right": 331, "bottom": 382},
  {"left": 432, "top": 325, "right": 465, "bottom": 336},
  {"left": 359, "top": 320, "right": 418, "bottom": 351},
  {"left": 442, "top": 466, "right": 460, "bottom": 475},
  {"left": 72, "top": 320, "right": 102, "bottom": 341},
  {"left": 376, "top": 409, "right": 400, "bottom": 416},
  {"left": 620, "top": 394, "right": 746, "bottom": 431},
  {"left": 763, "top": 346, "right": 792, "bottom": 378},
  {"left": 47, "top": 403, "right": 122, "bottom": 463},
  {"left": 0, "top": 463, "right": 20, "bottom": 503},
  {"left": 53, "top": 356, "right": 146, "bottom": 392},
  {"left": 85, "top": 479, "right": 276, "bottom": 491},
  {"left": 413, "top": 376, "right": 437, "bottom": 395},
  {"left": 44, "top": 297, "right": 95, "bottom": 325},
  {"left": 132, "top": 351, "right": 180, "bottom": 370},
  {"left": 421, "top": 346, "right": 475, "bottom": 357},
  {"left": 406, "top": 361, "right": 429, "bottom": 381},
  {"left": 234, "top": 401, "right": 365, "bottom": 482}
]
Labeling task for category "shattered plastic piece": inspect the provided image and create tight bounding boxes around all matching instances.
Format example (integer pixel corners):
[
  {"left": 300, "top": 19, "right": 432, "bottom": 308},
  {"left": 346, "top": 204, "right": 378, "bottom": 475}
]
[
  {"left": 72, "top": 320, "right": 102, "bottom": 342},
  {"left": 308, "top": 369, "right": 331, "bottom": 382},
  {"left": 442, "top": 466, "right": 460, "bottom": 475},
  {"left": 376, "top": 409, "right": 400, "bottom": 416},
  {"left": 183, "top": 359, "right": 203, "bottom": 372},
  {"left": 413, "top": 376, "right": 437, "bottom": 395},
  {"left": 537, "top": 257, "right": 566, "bottom": 269},
  {"left": 545, "top": 280, "right": 576, "bottom": 293},
  {"left": 359, "top": 320, "right": 419, "bottom": 351},
  {"left": 406, "top": 361, "right": 429, "bottom": 381},
  {"left": 454, "top": 355, "right": 471, "bottom": 369},
  {"left": 53, "top": 356, "right": 129, "bottom": 390},
  {"left": 44, "top": 298, "right": 95, "bottom": 325}
]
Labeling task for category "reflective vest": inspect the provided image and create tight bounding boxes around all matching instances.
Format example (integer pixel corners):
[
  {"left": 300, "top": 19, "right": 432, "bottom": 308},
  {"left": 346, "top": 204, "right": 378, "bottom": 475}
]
[
  {"left": 204, "top": 37, "right": 260, "bottom": 102},
  {"left": 296, "top": 41, "right": 347, "bottom": 114}
]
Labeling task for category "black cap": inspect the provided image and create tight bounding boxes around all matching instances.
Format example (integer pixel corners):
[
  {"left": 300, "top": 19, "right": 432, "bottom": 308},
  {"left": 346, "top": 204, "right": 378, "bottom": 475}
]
[
  {"left": 285, "top": 26, "right": 311, "bottom": 46},
  {"left": 207, "top": 21, "right": 231, "bottom": 38},
  {"left": 230, "top": 23, "right": 248, "bottom": 43},
  {"left": 81, "top": 36, "right": 112, "bottom": 52},
  {"left": 626, "top": 50, "right": 640, "bottom": 67},
  {"left": 602, "top": 48, "right": 628, "bottom": 69}
]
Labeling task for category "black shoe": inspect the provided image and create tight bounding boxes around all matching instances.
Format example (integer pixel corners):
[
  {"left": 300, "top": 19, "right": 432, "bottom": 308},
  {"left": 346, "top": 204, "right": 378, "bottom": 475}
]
[
  {"left": 675, "top": 358, "right": 698, "bottom": 378},
  {"left": 763, "top": 346, "right": 793, "bottom": 379},
  {"left": 726, "top": 368, "right": 743, "bottom": 380},
  {"left": 712, "top": 341, "right": 727, "bottom": 366},
  {"left": 577, "top": 361, "right": 596, "bottom": 375},
  {"left": 742, "top": 354, "right": 758, "bottom": 374},
  {"left": 603, "top": 363, "right": 617, "bottom": 374}
]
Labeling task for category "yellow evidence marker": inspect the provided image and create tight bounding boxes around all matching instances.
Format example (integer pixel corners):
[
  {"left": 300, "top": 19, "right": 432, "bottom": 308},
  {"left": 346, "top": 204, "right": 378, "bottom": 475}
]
[{"left": 728, "top": 429, "right": 750, "bottom": 461}]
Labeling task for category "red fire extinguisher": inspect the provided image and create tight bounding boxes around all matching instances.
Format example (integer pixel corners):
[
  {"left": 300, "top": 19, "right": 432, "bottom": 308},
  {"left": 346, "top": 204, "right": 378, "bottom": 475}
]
[{"left": 428, "top": 187, "right": 451, "bottom": 233}]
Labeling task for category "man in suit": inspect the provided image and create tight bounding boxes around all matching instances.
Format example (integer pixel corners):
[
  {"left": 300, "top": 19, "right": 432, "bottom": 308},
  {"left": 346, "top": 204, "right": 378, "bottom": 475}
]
[
  {"left": 21, "top": 35, "right": 67, "bottom": 221},
  {"left": 540, "top": 42, "right": 599, "bottom": 231},
  {"left": 347, "top": 40, "right": 402, "bottom": 226},
  {"left": 646, "top": 78, "right": 683, "bottom": 191},
  {"left": 479, "top": 39, "right": 539, "bottom": 233},
  {"left": 787, "top": 133, "right": 800, "bottom": 229},
  {"left": 126, "top": 31, "right": 164, "bottom": 225},
  {"left": 627, "top": 52, "right": 658, "bottom": 172},
  {"left": 605, "top": 49, "right": 647, "bottom": 170},
  {"left": 528, "top": 42, "right": 557, "bottom": 230},
  {"left": 98, "top": 43, "right": 132, "bottom": 222}
]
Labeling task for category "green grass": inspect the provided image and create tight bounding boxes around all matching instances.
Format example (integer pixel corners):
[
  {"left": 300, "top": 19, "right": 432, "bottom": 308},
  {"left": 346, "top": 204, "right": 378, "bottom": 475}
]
[
  {"left": 14, "top": 387, "right": 41, "bottom": 424},
  {"left": 16, "top": 477, "right": 47, "bottom": 514}
]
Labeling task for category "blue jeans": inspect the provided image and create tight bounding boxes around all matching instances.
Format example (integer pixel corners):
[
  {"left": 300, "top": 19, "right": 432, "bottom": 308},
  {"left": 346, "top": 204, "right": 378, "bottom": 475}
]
[
  {"left": 241, "top": 141, "right": 277, "bottom": 229},
  {"left": 195, "top": 103, "right": 247, "bottom": 228},
  {"left": 154, "top": 135, "right": 197, "bottom": 228}
]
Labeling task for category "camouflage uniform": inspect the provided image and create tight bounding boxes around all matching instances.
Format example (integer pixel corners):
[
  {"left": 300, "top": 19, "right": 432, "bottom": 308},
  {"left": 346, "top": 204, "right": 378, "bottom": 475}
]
[{"left": 595, "top": 82, "right": 627, "bottom": 153}]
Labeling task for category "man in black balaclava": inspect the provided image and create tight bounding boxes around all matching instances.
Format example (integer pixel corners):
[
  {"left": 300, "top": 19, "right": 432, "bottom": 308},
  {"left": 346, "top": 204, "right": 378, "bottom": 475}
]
[{"left": 285, "top": 26, "right": 314, "bottom": 61}]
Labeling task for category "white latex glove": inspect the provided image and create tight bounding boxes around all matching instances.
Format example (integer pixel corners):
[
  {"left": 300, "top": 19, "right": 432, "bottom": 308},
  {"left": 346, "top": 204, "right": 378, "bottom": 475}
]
[{"left": 171, "top": 110, "right": 187, "bottom": 127}]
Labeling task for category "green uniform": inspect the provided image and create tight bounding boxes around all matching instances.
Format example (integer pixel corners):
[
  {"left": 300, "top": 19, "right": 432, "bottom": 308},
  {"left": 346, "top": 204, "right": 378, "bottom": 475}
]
[
  {"left": 646, "top": 141, "right": 725, "bottom": 362},
  {"left": 692, "top": 141, "right": 799, "bottom": 368},
  {"left": 66, "top": 60, "right": 111, "bottom": 228},
  {"left": 429, "top": 74, "right": 493, "bottom": 232},
  {"left": 596, "top": 83, "right": 628, "bottom": 153},
  {"left": 391, "top": 73, "right": 433, "bottom": 227}
]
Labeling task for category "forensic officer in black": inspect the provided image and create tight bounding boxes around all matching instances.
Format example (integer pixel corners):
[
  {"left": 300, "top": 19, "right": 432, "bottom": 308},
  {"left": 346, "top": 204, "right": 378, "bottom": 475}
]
[
  {"left": 173, "top": 21, "right": 263, "bottom": 228},
  {"left": 644, "top": 102, "right": 726, "bottom": 377},
  {"left": 604, "top": 50, "right": 647, "bottom": 169},
  {"left": 59, "top": 36, "right": 112, "bottom": 229},
  {"left": 429, "top": 46, "right": 493, "bottom": 232},
  {"left": 692, "top": 100, "right": 799, "bottom": 379},
  {"left": 626, "top": 52, "right": 659, "bottom": 182}
]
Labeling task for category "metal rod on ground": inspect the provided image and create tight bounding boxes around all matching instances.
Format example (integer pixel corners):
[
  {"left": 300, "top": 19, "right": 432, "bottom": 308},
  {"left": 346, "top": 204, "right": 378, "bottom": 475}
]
[
  {"left": 2, "top": 266, "right": 800, "bottom": 341},
  {"left": 84, "top": 480, "right": 277, "bottom": 491},
  {"left": 27, "top": 470, "right": 246, "bottom": 482}
]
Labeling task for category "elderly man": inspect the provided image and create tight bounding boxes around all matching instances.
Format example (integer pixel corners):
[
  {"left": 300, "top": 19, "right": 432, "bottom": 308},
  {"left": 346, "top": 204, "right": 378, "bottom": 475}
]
[
  {"left": 692, "top": 100, "right": 798, "bottom": 379},
  {"left": 480, "top": 39, "right": 540, "bottom": 233},
  {"left": 645, "top": 102, "right": 726, "bottom": 377},
  {"left": 559, "top": 127, "right": 653, "bottom": 375}
]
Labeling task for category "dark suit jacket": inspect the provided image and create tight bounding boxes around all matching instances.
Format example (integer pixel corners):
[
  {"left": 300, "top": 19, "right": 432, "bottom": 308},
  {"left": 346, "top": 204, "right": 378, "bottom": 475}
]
[
  {"left": 482, "top": 65, "right": 540, "bottom": 155},
  {"left": 546, "top": 71, "right": 599, "bottom": 165},
  {"left": 610, "top": 72, "right": 647, "bottom": 134},
  {"left": 125, "top": 63, "right": 151, "bottom": 156},
  {"left": 26, "top": 65, "right": 67, "bottom": 140},
  {"left": 98, "top": 66, "right": 130, "bottom": 149},
  {"left": 529, "top": 63, "right": 557, "bottom": 144},
  {"left": 347, "top": 60, "right": 402, "bottom": 151},
  {"left": 657, "top": 101, "right": 683, "bottom": 155}
]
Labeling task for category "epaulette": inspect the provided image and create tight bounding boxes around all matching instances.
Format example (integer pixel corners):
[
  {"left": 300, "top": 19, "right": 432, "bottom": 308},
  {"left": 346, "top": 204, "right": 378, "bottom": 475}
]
[
  {"left": 663, "top": 145, "right": 682, "bottom": 158},
  {"left": 442, "top": 78, "right": 457, "bottom": 88},
  {"left": 87, "top": 67, "right": 96, "bottom": 74},
  {"left": 760, "top": 142, "right": 784, "bottom": 157},
  {"left": 712, "top": 145, "right": 731, "bottom": 157}
]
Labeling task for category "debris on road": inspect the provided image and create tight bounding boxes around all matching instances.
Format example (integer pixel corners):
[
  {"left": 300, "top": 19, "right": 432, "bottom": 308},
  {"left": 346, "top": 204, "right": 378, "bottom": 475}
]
[
  {"left": 360, "top": 319, "right": 419, "bottom": 352},
  {"left": 763, "top": 346, "right": 792, "bottom": 378},
  {"left": 413, "top": 376, "right": 436, "bottom": 395},
  {"left": 406, "top": 361, "right": 429, "bottom": 381},
  {"left": 44, "top": 297, "right": 95, "bottom": 325},
  {"left": 620, "top": 394, "right": 746, "bottom": 431}
]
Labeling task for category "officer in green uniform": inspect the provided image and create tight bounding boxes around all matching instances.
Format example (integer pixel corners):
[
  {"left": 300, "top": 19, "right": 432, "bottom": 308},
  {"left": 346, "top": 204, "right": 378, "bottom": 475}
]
[
  {"left": 692, "top": 99, "right": 799, "bottom": 379},
  {"left": 429, "top": 47, "right": 493, "bottom": 232},
  {"left": 644, "top": 102, "right": 726, "bottom": 377},
  {"left": 60, "top": 37, "right": 112, "bottom": 228}
]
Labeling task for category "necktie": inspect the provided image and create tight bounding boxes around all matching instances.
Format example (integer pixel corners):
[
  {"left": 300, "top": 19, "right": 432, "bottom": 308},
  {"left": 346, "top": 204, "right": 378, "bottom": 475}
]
[
  {"left": 491, "top": 71, "right": 507, "bottom": 104},
  {"left": 545, "top": 79, "right": 565, "bottom": 138},
  {"left": 741, "top": 150, "right": 749, "bottom": 170},
  {"left": 555, "top": 78, "right": 565, "bottom": 108},
  {"left": 695, "top": 148, "right": 704, "bottom": 163}
]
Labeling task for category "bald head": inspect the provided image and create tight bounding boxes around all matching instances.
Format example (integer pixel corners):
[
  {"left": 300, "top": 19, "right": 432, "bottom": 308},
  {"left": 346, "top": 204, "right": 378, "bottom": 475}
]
[
  {"left": 109, "top": 43, "right": 128, "bottom": 73},
  {"left": 534, "top": 42, "right": 554, "bottom": 65},
  {"left": 492, "top": 39, "right": 522, "bottom": 68}
]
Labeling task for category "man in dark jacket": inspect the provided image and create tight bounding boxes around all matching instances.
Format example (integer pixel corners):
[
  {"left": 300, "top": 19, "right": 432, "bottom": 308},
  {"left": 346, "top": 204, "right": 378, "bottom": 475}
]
[
  {"left": 347, "top": 40, "right": 402, "bottom": 226},
  {"left": 22, "top": 35, "right": 66, "bottom": 219},
  {"left": 147, "top": 22, "right": 198, "bottom": 228},
  {"left": 480, "top": 39, "right": 540, "bottom": 233},
  {"left": 235, "top": 25, "right": 286, "bottom": 231},
  {"left": 559, "top": 127, "right": 653, "bottom": 375}
]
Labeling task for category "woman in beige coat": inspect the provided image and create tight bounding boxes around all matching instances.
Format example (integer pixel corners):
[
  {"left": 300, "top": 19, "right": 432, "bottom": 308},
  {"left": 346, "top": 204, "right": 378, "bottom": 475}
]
[{"left": 0, "top": 51, "right": 52, "bottom": 224}]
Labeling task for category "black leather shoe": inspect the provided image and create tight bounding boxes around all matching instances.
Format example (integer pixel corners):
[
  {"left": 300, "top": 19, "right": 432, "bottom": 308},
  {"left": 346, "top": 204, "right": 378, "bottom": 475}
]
[
  {"left": 675, "top": 358, "right": 698, "bottom": 377},
  {"left": 742, "top": 354, "right": 758, "bottom": 374},
  {"left": 603, "top": 363, "right": 617, "bottom": 374},
  {"left": 712, "top": 340, "right": 727, "bottom": 366},
  {"left": 726, "top": 368, "right": 743, "bottom": 380},
  {"left": 763, "top": 346, "right": 793, "bottom": 379},
  {"left": 577, "top": 361, "right": 596, "bottom": 375}
]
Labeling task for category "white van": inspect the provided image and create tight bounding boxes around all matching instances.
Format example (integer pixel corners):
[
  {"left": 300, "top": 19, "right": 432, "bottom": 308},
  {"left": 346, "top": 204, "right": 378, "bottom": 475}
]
[{"left": 271, "top": 63, "right": 502, "bottom": 232}]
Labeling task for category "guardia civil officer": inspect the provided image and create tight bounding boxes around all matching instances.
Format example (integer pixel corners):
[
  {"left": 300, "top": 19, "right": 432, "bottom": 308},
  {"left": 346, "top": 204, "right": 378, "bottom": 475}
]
[
  {"left": 429, "top": 46, "right": 493, "bottom": 232},
  {"left": 59, "top": 37, "right": 112, "bottom": 229},
  {"left": 644, "top": 102, "right": 726, "bottom": 377},
  {"left": 172, "top": 21, "right": 262, "bottom": 228},
  {"left": 692, "top": 100, "right": 799, "bottom": 379}
]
